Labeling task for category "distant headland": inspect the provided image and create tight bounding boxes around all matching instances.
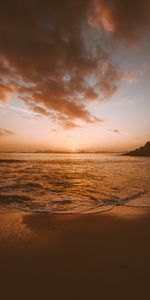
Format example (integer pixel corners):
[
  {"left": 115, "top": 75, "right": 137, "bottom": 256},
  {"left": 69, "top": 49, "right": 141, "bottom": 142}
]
[{"left": 123, "top": 142, "right": 150, "bottom": 157}]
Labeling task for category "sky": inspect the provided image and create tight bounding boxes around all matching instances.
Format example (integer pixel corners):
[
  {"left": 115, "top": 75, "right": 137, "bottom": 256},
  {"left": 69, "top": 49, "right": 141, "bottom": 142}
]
[{"left": 0, "top": 0, "right": 150, "bottom": 152}]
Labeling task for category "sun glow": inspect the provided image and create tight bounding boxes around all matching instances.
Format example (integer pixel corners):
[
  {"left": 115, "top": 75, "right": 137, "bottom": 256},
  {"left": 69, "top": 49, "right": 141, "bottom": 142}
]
[{"left": 70, "top": 142, "right": 78, "bottom": 152}]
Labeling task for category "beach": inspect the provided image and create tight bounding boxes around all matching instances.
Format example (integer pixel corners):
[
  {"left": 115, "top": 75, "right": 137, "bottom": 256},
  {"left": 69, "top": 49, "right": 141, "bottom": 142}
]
[{"left": 0, "top": 207, "right": 150, "bottom": 300}]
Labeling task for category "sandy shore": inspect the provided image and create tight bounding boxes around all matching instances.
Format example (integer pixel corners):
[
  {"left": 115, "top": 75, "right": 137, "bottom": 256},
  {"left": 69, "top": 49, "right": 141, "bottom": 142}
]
[{"left": 0, "top": 207, "right": 150, "bottom": 300}]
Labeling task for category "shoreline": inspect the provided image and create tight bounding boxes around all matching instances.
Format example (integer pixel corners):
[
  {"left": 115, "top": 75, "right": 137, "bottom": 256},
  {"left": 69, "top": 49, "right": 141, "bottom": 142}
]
[{"left": 0, "top": 206, "right": 150, "bottom": 299}]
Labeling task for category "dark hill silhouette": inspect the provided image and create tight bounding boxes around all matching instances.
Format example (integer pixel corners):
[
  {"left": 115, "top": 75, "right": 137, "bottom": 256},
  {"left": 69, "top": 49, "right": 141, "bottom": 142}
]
[{"left": 124, "top": 141, "right": 150, "bottom": 156}]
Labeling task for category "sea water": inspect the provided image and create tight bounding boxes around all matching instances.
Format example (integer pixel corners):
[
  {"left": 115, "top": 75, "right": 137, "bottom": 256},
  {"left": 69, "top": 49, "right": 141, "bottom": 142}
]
[{"left": 0, "top": 153, "right": 149, "bottom": 214}]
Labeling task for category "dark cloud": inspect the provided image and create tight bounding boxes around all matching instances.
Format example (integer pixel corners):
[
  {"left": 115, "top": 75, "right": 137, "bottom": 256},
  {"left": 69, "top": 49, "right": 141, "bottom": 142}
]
[
  {"left": 0, "top": 128, "right": 14, "bottom": 136},
  {"left": 1, "top": 0, "right": 148, "bottom": 130},
  {"left": 2, "top": 1, "right": 149, "bottom": 128},
  {"left": 0, "top": 0, "right": 120, "bottom": 128},
  {"left": 90, "top": 0, "right": 150, "bottom": 44}
]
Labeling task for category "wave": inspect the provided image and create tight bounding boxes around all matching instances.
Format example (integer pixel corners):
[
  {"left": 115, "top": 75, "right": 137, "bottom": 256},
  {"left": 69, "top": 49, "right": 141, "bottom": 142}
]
[
  {"left": 0, "top": 191, "right": 149, "bottom": 215},
  {"left": 1, "top": 182, "right": 43, "bottom": 192},
  {"left": 0, "top": 159, "right": 25, "bottom": 163},
  {"left": 0, "top": 194, "right": 31, "bottom": 203}
]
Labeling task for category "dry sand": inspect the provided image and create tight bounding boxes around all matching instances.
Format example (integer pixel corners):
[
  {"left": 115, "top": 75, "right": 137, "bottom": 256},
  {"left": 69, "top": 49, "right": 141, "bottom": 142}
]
[{"left": 0, "top": 207, "right": 150, "bottom": 300}]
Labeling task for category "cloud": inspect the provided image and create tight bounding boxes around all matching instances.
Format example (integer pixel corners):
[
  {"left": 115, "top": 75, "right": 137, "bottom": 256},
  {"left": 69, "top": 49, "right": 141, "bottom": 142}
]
[
  {"left": 0, "top": 83, "right": 14, "bottom": 102},
  {"left": 56, "top": 115, "right": 82, "bottom": 130},
  {"left": 90, "top": 0, "right": 150, "bottom": 44},
  {"left": 122, "top": 71, "right": 138, "bottom": 84},
  {"left": 0, "top": 128, "right": 14, "bottom": 137},
  {"left": 0, "top": 0, "right": 120, "bottom": 128},
  {"left": 108, "top": 128, "right": 121, "bottom": 134}
]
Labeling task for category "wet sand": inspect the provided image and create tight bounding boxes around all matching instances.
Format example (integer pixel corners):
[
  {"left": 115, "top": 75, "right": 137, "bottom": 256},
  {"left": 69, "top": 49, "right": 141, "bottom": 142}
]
[{"left": 0, "top": 207, "right": 150, "bottom": 300}]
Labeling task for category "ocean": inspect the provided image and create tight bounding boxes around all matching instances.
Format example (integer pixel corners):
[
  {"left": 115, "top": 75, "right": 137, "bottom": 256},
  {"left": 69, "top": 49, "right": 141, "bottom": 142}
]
[{"left": 0, "top": 153, "right": 149, "bottom": 214}]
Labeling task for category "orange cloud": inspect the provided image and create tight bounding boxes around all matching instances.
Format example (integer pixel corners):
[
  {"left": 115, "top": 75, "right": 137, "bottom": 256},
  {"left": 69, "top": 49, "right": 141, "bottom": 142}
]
[
  {"left": 123, "top": 71, "right": 138, "bottom": 84},
  {"left": 0, "top": 129, "right": 14, "bottom": 136},
  {"left": 0, "top": 83, "right": 14, "bottom": 102}
]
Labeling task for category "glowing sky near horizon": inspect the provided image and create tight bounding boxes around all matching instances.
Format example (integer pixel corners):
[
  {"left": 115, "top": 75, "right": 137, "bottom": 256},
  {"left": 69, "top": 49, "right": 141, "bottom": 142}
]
[{"left": 0, "top": 0, "right": 150, "bottom": 151}]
